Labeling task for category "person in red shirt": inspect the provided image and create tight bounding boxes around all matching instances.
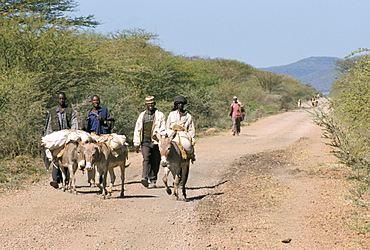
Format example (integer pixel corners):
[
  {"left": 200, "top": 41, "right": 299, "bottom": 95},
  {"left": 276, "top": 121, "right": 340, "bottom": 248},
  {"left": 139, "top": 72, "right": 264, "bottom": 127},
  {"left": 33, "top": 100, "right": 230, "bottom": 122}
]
[{"left": 229, "top": 96, "right": 243, "bottom": 136}]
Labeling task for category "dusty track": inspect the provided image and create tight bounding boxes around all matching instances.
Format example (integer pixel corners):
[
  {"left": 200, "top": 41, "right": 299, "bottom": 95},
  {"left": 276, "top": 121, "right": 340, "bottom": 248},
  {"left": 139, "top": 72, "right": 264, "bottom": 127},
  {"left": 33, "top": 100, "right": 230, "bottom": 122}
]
[{"left": 0, "top": 103, "right": 368, "bottom": 249}]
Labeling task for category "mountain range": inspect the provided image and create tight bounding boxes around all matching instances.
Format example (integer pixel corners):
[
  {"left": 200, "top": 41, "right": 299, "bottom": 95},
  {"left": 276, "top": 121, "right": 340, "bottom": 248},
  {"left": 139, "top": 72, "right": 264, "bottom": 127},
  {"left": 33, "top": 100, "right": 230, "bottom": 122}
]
[{"left": 259, "top": 56, "right": 342, "bottom": 93}]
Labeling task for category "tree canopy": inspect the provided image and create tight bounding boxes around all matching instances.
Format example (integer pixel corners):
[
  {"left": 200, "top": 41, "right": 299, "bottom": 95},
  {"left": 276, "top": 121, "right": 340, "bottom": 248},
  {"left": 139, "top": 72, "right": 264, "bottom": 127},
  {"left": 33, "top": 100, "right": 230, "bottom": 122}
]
[{"left": 0, "top": 0, "right": 99, "bottom": 27}]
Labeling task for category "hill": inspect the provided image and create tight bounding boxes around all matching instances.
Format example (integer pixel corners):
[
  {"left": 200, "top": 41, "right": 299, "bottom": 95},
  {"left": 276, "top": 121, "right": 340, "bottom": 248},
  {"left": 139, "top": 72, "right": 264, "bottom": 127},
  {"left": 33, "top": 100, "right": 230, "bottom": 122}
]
[{"left": 259, "top": 56, "right": 342, "bottom": 93}]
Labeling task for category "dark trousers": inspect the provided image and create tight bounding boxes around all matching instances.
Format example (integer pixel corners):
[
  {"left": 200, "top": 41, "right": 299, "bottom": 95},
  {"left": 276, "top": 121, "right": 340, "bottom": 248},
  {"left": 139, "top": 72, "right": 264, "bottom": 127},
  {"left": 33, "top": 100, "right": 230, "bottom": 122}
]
[
  {"left": 141, "top": 144, "right": 160, "bottom": 181},
  {"left": 44, "top": 150, "right": 69, "bottom": 183}
]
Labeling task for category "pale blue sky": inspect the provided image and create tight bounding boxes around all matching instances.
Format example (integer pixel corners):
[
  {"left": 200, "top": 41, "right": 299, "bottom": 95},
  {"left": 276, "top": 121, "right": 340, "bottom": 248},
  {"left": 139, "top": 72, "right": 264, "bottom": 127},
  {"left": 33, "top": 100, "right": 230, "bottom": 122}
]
[{"left": 74, "top": 0, "right": 370, "bottom": 68}]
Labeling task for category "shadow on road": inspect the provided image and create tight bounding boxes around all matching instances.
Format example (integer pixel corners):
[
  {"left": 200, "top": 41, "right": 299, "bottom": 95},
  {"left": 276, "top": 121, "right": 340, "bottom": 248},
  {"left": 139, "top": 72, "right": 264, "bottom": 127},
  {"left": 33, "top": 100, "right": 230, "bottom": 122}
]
[
  {"left": 187, "top": 180, "right": 228, "bottom": 190},
  {"left": 186, "top": 192, "right": 224, "bottom": 202}
]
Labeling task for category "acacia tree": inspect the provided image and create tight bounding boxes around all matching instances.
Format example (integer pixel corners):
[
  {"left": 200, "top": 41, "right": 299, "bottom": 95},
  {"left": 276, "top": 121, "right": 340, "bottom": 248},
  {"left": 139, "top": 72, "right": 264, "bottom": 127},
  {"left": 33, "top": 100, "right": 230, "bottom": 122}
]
[
  {"left": 0, "top": 18, "right": 101, "bottom": 104},
  {"left": 0, "top": 0, "right": 99, "bottom": 28},
  {"left": 255, "top": 70, "right": 283, "bottom": 93},
  {"left": 0, "top": 0, "right": 102, "bottom": 103},
  {"left": 0, "top": 0, "right": 101, "bottom": 158}
]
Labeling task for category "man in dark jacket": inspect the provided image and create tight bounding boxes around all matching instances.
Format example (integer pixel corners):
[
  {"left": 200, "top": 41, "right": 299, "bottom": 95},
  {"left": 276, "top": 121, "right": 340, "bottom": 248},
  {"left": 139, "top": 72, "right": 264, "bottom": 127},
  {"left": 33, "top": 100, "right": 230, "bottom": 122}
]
[
  {"left": 80, "top": 95, "right": 116, "bottom": 186},
  {"left": 44, "top": 92, "right": 79, "bottom": 188},
  {"left": 81, "top": 95, "right": 115, "bottom": 135}
]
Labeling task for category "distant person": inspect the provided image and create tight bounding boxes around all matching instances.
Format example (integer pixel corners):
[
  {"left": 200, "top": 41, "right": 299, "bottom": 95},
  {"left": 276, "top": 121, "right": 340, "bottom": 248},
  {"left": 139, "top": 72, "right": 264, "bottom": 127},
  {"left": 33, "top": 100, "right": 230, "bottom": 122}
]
[
  {"left": 229, "top": 96, "right": 243, "bottom": 136},
  {"left": 167, "top": 95, "right": 196, "bottom": 162},
  {"left": 133, "top": 96, "right": 166, "bottom": 188},
  {"left": 81, "top": 95, "right": 115, "bottom": 135},
  {"left": 44, "top": 92, "right": 78, "bottom": 188},
  {"left": 311, "top": 97, "right": 316, "bottom": 107},
  {"left": 297, "top": 99, "right": 302, "bottom": 107}
]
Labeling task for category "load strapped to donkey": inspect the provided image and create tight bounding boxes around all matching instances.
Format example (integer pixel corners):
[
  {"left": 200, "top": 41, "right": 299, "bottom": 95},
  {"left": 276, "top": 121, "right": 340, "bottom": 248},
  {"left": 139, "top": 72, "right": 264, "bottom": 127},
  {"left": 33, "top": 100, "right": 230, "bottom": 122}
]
[
  {"left": 89, "top": 132, "right": 128, "bottom": 157},
  {"left": 165, "top": 124, "right": 195, "bottom": 163},
  {"left": 41, "top": 129, "right": 129, "bottom": 196},
  {"left": 41, "top": 129, "right": 94, "bottom": 166},
  {"left": 42, "top": 130, "right": 128, "bottom": 163}
]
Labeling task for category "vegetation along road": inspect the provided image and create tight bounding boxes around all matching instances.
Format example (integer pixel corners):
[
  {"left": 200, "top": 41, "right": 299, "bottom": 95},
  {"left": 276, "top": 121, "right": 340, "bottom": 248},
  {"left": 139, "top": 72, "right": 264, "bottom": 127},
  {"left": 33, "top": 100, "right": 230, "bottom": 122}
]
[{"left": 0, "top": 103, "right": 369, "bottom": 249}]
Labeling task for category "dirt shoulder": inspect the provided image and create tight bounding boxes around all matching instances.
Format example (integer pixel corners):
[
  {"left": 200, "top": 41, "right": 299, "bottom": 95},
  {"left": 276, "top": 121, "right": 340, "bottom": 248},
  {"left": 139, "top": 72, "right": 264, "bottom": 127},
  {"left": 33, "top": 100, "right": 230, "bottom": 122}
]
[
  {"left": 0, "top": 106, "right": 369, "bottom": 249},
  {"left": 189, "top": 122, "right": 370, "bottom": 249}
]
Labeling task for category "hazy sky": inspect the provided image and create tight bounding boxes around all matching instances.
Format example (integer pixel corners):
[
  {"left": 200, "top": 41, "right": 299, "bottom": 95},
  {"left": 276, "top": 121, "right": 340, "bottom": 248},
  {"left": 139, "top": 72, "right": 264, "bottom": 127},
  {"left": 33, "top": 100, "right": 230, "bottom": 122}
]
[{"left": 74, "top": 0, "right": 370, "bottom": 68}]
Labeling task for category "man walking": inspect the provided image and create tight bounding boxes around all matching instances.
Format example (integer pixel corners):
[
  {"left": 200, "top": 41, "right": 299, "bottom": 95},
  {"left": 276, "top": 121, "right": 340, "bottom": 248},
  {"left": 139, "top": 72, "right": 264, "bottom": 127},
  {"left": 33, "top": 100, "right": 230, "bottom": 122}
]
[
  {"left": 229, "top": 96, "right": 243, "bottom": 136},
  {"left": 44, "top": 92, "right": 78, "bottom": 188},
  {"left": 166, "top": 95, "right": 196, "bottom": 162},
  {"left": 133, "top": 96, "right": 166, "bottom": 188}
]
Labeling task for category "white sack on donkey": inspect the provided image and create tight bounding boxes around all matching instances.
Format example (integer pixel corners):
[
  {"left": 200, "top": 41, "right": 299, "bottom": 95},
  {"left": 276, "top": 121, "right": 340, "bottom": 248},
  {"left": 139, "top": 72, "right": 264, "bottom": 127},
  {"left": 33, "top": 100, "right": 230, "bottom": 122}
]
[
  {"left": 163, "top": 126, "right": 195, "bottom": 162},
  {"left": 41, "top": 129, "right": 94, "bottom": 161}
]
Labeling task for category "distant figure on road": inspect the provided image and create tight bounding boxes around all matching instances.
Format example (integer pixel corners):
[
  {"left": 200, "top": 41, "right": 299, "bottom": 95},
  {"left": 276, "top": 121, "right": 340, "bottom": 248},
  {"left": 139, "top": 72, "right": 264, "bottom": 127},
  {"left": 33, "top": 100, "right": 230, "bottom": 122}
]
[
  {"left": 297, "top": 99, "right": 302, "bottom": 107},
  {"left": 229, "top": 96, "right": 243, "bottom": 136},
  {"left": 311, "top": 97, "right": 317, "bottom": 107}
]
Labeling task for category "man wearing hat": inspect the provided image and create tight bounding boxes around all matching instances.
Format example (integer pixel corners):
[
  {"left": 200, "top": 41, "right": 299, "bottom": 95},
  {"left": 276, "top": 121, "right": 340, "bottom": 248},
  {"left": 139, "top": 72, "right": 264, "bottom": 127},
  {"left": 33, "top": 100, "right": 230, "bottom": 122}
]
[
  {"left": 229, "top": 96, "right": 243, "bottom": 136},
  {"left": 167, "top": 95, "right": 196, "bottom": 162},
  {"left": 133, "top": 96, "right": 166, "bottom": 188}
]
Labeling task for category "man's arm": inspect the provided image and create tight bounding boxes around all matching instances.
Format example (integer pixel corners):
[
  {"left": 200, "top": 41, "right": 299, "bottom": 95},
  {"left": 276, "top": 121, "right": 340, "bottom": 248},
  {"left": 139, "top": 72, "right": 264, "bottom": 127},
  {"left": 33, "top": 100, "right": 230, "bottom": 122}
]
[
  {"left": 103, "top": 108, "right": 115, "bottom": 132},
  {"left": 229, "top": 106, "right": 233, "bottom": 116},
  {"left": 133, "top": 112, "right": 144, "bottom": 150},
  {"left": 187, "top": 115, "right": 196, "bottom": 138},
  {"left": 154, "top": 111, "right": 166, "bottom": 133},
  {"left": 71, "top": 110, "right": 79, "bottom": 130},
  {"left": 45, "top": 111, "right": 53, "bottom": 135}
]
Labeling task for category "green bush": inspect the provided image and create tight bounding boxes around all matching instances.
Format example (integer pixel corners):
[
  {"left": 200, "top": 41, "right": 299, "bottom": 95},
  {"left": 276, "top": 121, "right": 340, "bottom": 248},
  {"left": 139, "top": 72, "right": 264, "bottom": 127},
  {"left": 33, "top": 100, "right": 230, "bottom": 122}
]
[{"left": 315, "top": 49, "right": 370, "bottom": 183}]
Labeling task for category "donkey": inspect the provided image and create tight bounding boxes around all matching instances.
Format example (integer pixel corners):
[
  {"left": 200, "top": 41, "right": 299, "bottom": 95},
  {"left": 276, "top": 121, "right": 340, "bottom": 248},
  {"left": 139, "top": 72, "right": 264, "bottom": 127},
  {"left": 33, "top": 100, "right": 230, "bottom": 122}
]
[
  {"left": 82, "top": 142, "right": 128, "bottom": 198},
  {"left": 55, "top": 140, "right": 85, "bottom": 193},
  {"left": 157, "top": 133, "right": 190, "bottom": 200}
]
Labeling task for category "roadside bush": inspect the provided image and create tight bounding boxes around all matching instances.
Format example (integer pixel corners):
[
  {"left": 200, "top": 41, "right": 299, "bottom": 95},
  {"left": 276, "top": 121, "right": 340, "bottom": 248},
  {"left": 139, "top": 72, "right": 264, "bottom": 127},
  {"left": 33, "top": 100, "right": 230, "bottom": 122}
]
[
  {"left": 315, "top": 49, "right": 370, "bottom": 184},
  {"left": 0, "top": 72, "right": 47, "bottom": 158}
]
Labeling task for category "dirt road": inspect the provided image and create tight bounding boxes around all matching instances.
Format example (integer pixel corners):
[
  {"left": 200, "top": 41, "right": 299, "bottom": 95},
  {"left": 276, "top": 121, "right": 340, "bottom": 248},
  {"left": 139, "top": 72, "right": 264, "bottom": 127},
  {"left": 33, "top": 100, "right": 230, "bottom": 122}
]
[{"left": 0, "top": 104, "right": 368, "bottom": 249}]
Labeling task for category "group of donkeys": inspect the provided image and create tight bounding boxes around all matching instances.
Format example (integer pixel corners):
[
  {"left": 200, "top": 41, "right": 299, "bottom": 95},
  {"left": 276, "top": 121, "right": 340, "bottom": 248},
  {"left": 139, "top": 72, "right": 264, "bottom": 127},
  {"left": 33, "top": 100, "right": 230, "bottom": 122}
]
[{"left": 42, "top": 129, "right": 191, "bottom": 200}]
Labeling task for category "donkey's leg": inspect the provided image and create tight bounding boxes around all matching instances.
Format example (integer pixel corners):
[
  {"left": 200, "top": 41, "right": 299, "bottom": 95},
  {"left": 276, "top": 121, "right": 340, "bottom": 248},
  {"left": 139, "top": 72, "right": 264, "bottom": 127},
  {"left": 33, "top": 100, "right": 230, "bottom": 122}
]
[
  {"left": 59, "top": 166, "right": 68, "bottom": 192},
  {"left": 162, "top": 167, "right": 172, "bottom": 195},
  {"left": 88, "top": 168, "right": 96, "bottom": 186},
  {"left": 119, "top": 164, "right": 125, "bottom": 197},
  {"left": 95, "top": 167, "right": 105, "bottom": 197},
  {"left": 107, "top": 168, "right": 116, "bottom": 196},
  {"left": 179, "top": 161, "right": 190, "bottom": 200},
  {"left": 68, "top": 164, "right": 78, "bottom": 194},
  {"left": 101, "top": 168, "right": 108, "bottom": 199},
  {"left": 173, "top": 168, "right": 181, "bottom": 200}
]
